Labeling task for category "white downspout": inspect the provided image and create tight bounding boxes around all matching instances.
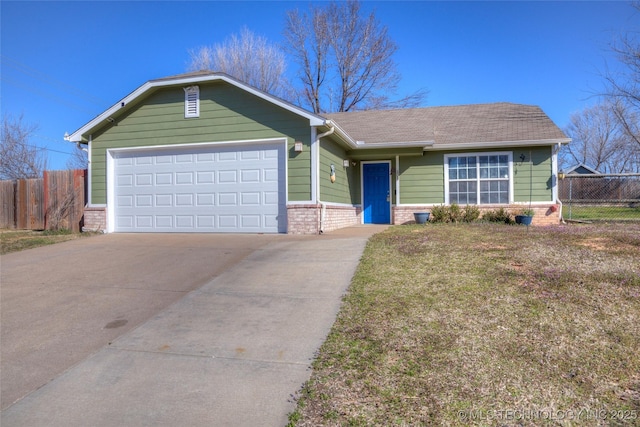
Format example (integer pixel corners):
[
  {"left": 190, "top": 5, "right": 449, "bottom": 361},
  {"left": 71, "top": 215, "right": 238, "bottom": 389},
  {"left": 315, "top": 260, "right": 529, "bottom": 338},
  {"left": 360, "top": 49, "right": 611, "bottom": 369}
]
[{"left": 315, "top": 126, "right": 335, "bottom": 234}]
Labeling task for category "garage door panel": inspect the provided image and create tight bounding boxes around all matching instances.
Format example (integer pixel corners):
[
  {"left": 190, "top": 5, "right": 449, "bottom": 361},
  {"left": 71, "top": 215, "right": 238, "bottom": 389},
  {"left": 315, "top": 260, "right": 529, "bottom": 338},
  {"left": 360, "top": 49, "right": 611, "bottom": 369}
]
[
  {"left": 156, "top": 173, "right": 173, "bottom": 185},
  {"left": 241, "top": 193, "right": 261, "bottom": 205},
  {"left": 176, "top": 154, "right": 193, "bottom": 163},
  {"left": 156, "top": 216, "right": 173, "bottom": 228},
  {"left": 218, "top": 152, "right": 237, "bottom": 161},
  {"left": 197, "top": 216, "right": 215, "bottom": 228},
  {"left": 241, "top": 215, "right": 261, "bottom": 228},
  {"left": 197, "top": 153, "right": 215, "bottom": 162},
  {"left": 176, "top": 172, "right": 193, "bottom": 185},
  {"left": 241, "top": 169, "right": 260, "bottom": 183},
  {"left": 175, "top": 194, "right": 194, "bottom": 206},
  {"left": 136, "top": 216, "right": 153, "bottom": 228},
  {"left": 176, "top": 216, "right": 194, "bottom": 228},
  {"left": 218, "top": 170, "right": 237, "bottom": 183},
  {"left": 136, "top": 174, "right": 153, "bottom": 186},
  {"left": 117, "top": 195, "right": 133, "bottom": 207},
  {"left": 197, "top": 171, "right": 215, "bottom": 184},
  {"left": 117, "top": 174, "right": 133, "bottom": 186},
  {"left": 156, "top": 194, "right": 173, "bottom": 207},
  {"left": 218, "top": 215, "right": 238, "bottom": 228},
  {"left": 113, "top": 143, "right": 285, "bottom": 233},
  {"left": 196, "top": 194, "right": 215, "bottom": 206},
  {"left": 117, "top": 216, "right": 133, "bottom": 228},
  {"left": 136, "top": 194, "right": 153, "bottom": 207},
  {"left": 135, "top": 156, "right": 153, "bottom": 166}
]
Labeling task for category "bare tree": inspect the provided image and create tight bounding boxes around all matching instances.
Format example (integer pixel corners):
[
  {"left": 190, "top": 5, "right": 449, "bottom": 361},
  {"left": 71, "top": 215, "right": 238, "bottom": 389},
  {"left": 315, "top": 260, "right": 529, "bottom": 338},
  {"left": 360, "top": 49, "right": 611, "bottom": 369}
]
[
  {"left": 1, "top": 114, "right": 47, "bottom": 180},
  {"left": 187, "top": 27, "right": 290, "bottom": 99},
  {"left": 283, "top": 5, "right": 329, "bottom": 113},
  {"left": 603, "top": 2, "right": 640, "bottom": 148},
  {"left": 284, "top": 0, "right": 426, "bottom": 113},
  {"left": 562, "top": 102, "right": 639, "bottom": 173},
  {"left": 66, "top": 145, "right": 88, "bottom": 170}
]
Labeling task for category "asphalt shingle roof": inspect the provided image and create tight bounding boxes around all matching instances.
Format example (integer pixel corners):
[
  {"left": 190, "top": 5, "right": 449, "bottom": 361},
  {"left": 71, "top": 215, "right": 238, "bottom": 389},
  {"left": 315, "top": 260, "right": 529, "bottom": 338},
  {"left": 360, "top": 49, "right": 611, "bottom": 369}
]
[{"left": 324, "top": 103, "right": 567, "bottom": 146}]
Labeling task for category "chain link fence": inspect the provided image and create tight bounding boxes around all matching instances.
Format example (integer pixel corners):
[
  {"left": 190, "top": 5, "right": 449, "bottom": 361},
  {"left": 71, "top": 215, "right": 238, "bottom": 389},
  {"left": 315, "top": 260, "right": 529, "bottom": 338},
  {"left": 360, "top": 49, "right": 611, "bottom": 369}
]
[{"left": 559, "top": 173, "right": 640, "bottom": 222}]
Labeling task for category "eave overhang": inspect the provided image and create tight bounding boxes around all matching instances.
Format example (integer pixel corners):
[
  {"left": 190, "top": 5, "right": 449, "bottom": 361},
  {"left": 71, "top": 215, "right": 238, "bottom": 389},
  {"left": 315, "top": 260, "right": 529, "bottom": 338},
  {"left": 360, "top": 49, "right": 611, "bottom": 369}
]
[{"left": 425, "top": 138, "right": 571, "bottom": 151}]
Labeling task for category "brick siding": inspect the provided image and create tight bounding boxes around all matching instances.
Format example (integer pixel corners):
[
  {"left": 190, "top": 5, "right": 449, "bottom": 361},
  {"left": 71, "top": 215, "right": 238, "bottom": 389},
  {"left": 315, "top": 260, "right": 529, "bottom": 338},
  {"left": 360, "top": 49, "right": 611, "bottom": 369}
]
[
  {"left": 83, "top": 206, "right": 107, "bottom": 232},
  {"left": 287, "top": 204, "right": 361, "bottom": 234}
]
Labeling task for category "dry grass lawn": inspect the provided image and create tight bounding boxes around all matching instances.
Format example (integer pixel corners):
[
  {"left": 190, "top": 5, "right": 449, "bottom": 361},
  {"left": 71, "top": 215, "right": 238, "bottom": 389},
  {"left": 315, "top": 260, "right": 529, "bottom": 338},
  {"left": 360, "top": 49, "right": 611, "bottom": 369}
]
[
  {"left": 0, "top": 229, "right": 92, "bottom": 255},
  {"left": 289, "top": 223, "right": 640, "bottom": 426}
]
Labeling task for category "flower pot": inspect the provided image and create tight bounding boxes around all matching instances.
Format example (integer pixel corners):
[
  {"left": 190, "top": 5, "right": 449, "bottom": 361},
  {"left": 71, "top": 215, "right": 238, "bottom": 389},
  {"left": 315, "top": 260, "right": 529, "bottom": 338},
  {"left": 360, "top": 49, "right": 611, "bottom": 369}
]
[
  {"left": 515, "top": 215, "right": 533, "bottom": 226},
  {"left": 414, "top": 212, "right": 430, "bottom": 224}
]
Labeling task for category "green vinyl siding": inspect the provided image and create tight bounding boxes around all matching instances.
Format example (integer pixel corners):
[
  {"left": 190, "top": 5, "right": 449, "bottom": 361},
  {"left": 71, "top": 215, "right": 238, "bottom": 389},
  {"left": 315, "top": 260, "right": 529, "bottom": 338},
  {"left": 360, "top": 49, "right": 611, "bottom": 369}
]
[
  {"left": 320, "top": 138, "right": 359, "bottom": 204},
  {"left": 399, "top": 152, "right": 444, "bottom": 204},
  {"left": 89, "top": 82, "right": 311, "bottom": 204},
  {"left": 512, "top": 146, "right": 553, "bottom": 202},
  {"left": 398, "top": 146, "right": 554, "bottom": 204}
]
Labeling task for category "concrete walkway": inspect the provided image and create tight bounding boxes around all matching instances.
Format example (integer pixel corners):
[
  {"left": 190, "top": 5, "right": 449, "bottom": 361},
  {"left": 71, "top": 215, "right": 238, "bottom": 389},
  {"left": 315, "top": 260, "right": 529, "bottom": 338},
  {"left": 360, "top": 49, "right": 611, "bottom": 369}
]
[{"left": 1, "top": 226, "right": 386, "bottom": 426}]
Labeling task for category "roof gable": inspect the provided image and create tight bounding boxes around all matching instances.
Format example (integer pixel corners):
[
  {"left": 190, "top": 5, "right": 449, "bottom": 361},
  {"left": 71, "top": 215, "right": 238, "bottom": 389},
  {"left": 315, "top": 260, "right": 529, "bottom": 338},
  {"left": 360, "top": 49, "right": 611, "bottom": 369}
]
[{"left": 66, "top": 72, "right": 325, "bottom": 142}]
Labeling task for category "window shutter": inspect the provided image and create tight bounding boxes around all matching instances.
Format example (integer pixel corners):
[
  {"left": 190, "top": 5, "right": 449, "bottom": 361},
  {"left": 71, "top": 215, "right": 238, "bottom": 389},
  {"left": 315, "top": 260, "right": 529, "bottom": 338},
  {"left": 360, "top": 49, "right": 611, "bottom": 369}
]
[{"left": 184, "top": 86, "right": 200, "bottom": 118}]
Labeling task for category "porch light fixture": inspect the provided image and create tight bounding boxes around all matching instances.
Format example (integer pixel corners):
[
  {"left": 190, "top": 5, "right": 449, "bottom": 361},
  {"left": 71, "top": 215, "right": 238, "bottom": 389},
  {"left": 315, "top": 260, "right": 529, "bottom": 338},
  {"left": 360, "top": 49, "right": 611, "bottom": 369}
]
[
  {"left": 343, "top": 159, "right": 350, "bottom": 167},
  {"left": 294, "top": 141, "right": 303, "bottom": 152}
]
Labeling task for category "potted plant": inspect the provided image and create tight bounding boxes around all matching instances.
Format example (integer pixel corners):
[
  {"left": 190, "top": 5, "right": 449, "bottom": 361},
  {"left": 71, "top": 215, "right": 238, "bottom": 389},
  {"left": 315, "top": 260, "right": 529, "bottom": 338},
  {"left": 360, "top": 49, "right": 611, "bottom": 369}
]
[
  {"left": 413, "top": 211, "right": 430, "bottom": 224},
  {"left": 515, "top": 208, "right": 535, "bottom": 225}
]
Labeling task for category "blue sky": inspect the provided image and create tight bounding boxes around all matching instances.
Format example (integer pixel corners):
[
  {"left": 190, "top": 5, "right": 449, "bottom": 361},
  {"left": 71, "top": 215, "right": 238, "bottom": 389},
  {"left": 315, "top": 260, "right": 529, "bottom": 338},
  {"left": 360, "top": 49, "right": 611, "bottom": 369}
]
[{"left": 1, "top": 1, "right": 637, "bottom": 170}]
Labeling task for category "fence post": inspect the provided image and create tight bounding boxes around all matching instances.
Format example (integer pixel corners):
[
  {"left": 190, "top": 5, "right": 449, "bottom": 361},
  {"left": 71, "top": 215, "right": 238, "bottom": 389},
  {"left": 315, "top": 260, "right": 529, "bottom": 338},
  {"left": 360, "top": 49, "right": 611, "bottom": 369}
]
[{"left": 568, "top": 177, "right": 572, "bottom": 220}]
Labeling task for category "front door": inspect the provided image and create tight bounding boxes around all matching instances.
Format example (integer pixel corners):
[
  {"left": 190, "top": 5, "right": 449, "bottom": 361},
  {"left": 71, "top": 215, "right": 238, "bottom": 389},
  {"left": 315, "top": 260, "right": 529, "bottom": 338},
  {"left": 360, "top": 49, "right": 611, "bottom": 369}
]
[{"left": 362, "top": 162, "right": 391, "bottom": 224}]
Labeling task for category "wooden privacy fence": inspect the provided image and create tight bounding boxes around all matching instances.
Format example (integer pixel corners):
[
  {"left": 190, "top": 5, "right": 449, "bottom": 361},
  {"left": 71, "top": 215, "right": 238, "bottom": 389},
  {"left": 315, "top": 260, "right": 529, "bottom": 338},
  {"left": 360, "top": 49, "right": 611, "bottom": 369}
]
[{"left": 0, "top": 169, "right": 87, "bottom": 232}]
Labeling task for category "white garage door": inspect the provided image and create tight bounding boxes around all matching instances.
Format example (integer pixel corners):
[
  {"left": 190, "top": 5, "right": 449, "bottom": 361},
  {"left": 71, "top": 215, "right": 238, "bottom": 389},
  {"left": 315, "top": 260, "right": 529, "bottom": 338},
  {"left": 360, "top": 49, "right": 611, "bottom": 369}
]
[{"left": 112, "top": 143, "right": 286, "bottom": 233}]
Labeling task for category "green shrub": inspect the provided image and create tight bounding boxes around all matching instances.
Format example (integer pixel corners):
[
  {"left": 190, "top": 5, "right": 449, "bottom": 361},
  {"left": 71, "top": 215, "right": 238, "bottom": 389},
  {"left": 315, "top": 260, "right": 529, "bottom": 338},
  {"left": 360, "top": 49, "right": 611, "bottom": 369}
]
[
  {"left": 482, "top": 207, "right": 514, "bottom": 224},
  {"left": 430, "top": 204, "right": 480, "bottom": 223},
  {"left": 430, "top": 205, "right": 450, "bottom": 223},
  {"left": 449, "top": 203, "right": 462, "bottom": 223},
  {"left": 463, "top": 204, "right": 481, "bottom": 222}
]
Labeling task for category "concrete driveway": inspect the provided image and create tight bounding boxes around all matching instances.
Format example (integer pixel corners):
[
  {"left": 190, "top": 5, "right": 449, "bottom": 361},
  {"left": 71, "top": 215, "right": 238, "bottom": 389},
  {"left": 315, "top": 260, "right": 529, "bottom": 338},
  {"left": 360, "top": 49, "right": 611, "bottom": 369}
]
[{"left": 1, "top": 226, "right": 386, "bottom": 426}]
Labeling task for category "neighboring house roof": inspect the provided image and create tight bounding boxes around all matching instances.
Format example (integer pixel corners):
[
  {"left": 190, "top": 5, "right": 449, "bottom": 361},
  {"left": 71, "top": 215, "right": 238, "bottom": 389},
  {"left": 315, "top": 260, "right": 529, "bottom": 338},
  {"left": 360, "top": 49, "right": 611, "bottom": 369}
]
[
  {"left": 325, "top": 103, "right": 569, "bottom": 149},
  {"left": 562, "top": 163, "right": 601, "bottom": 175}
]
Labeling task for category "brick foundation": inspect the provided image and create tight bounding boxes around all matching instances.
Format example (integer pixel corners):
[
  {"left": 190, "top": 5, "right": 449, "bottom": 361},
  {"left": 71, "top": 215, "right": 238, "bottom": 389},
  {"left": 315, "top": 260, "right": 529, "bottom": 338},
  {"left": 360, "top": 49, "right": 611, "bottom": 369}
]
[
  {"left": 83, "top": 206, "right": 107, "bottom": 232},
  {"left": 287, "top": 204, "right": 320, "bottom": 234},
  {"left": 393, "top": 204, "right": 562, "bottom": 226},
  {"left": 287, "top": 203, "right": 361, "bottom": 234}
]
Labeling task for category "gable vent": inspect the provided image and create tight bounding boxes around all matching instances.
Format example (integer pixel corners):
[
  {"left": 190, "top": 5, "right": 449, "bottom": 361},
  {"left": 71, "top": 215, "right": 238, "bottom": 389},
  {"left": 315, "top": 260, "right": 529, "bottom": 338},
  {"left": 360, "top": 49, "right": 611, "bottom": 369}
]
[{"left": 184, "top": 86, "right": 200, "bottom": 118}]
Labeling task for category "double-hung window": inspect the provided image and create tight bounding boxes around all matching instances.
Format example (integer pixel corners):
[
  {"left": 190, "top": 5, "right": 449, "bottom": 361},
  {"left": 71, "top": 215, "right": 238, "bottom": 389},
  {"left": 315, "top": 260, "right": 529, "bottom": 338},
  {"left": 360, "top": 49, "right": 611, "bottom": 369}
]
[{"left": 445, "top": 153, "right": 512, "bottom": 204}]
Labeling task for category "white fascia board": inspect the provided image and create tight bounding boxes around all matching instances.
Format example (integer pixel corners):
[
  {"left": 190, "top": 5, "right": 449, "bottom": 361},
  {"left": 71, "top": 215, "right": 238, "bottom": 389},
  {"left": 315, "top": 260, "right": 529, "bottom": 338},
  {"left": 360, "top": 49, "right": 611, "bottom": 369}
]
[
  {"left": 322, "top": 120, "right": 357, "bottom": 148},
  {"left": 357, "top": 141, "right": 435, "bottom": 149},
  {"left": 68, "top": 74, "right": 324, "bottom": 142},
  {"left": 426, "top": 138, "right": 571, "bottom": 151}
]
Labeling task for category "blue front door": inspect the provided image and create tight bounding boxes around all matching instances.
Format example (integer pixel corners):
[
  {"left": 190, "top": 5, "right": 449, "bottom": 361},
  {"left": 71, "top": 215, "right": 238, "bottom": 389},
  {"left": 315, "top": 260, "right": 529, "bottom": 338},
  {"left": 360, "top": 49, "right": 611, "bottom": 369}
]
[{"left": 363, "top": 163, "right": 390, "bottom": 224}]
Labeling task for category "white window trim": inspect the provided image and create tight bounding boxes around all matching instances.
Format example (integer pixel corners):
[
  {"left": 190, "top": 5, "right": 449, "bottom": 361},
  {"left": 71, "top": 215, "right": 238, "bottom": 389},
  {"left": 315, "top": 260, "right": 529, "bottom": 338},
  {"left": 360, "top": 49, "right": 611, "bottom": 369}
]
[
  {"left": 443, "top": 152, "right": 514, "bottom": 204},
  {"left": 184, "top": 86, "right": 200, "bottom": 118}
]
